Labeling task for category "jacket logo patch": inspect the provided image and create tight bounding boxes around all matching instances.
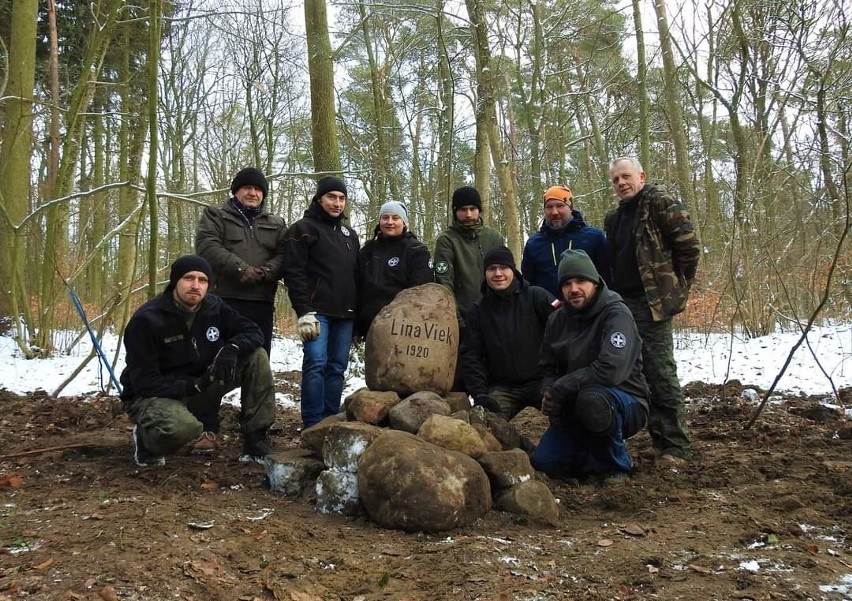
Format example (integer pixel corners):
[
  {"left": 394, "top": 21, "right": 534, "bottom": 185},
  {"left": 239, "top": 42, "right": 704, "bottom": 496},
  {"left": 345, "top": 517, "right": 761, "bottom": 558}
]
[
  {"left": 206, "top": 327, "right": 221, "bottom": 342},
  {"left": 342, "top": 228, "right": 351, "bottom": 237},
  {"left": 435, "top": 261, "right": 449, "bottom": 274},
  {"left": 387, "top": 257, "right": 400, "bottom": 267},
  {"left": 610, "top": 332, "right": 626, "bottom": 348}
]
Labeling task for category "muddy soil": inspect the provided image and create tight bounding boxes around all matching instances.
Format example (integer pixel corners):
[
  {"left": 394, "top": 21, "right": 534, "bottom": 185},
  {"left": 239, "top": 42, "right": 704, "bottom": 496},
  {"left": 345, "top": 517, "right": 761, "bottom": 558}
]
[{"left": 1, "top": 377, "right": 851, "bottom": 601}]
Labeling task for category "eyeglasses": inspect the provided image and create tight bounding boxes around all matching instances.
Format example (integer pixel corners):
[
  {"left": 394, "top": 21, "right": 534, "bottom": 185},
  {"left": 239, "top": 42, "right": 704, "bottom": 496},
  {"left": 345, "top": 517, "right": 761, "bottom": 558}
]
[{"left": 485, "top": 265, "right": 512, "bottom": 273}]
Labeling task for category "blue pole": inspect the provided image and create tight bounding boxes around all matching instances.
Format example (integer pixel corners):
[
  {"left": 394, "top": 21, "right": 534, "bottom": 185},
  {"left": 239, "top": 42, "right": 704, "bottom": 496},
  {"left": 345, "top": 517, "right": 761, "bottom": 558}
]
[{"left": 67, "top": 287, "right": 123, "bottom": 395}]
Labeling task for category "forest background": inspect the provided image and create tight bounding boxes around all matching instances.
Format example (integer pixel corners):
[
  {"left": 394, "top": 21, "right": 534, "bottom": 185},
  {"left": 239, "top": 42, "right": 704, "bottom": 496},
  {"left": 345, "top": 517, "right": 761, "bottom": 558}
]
[{"left": 1, "top": 0, "right": 850, "bottom": 365}]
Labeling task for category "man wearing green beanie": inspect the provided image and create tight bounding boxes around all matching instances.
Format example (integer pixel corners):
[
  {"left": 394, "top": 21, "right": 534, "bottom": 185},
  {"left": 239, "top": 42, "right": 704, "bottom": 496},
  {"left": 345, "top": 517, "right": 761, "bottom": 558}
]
[{"left": 532, "top": 249, "right": 649, "bottom": 482}]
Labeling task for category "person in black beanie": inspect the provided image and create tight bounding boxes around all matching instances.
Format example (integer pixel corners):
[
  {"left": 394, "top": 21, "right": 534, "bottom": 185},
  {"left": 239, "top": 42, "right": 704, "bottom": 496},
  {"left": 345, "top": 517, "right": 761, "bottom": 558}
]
[
  {"left": 196, "top": 166, "right": 286, "bottom": 363},
  {"left": 433, "top": 185, "right": 504, "bottom": 315},
  {"left": 461, "top": 246, "right": 557, "bottom": 419},
  {"left": 120, "top": 255, "right": 277, "bottom": 466},
  {"left": 281, "top": 175, "right": 359, "bottom": 428}
]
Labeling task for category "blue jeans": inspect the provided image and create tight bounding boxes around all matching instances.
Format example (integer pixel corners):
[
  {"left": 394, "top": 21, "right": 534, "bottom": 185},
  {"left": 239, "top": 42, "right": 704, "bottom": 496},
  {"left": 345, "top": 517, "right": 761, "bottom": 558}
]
[
  {"left": 301, "top": 315, "right": 354, "bottom": 427},
  {"left": 533, "top": 387, "right": 647, "bottom": 477}
]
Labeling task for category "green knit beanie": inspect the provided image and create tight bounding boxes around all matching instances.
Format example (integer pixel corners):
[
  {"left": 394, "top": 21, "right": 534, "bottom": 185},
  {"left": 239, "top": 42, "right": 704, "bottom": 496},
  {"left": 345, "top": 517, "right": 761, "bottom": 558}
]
[{"left": 558, "top": 249, "right": 601, "bottom": 286}]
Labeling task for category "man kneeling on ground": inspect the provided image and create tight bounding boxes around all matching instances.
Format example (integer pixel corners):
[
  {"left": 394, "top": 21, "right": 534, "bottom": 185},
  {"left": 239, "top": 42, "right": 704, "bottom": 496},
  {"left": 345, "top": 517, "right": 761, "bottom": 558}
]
[
  {"left": 119, "top": 255, "right": 276, "bottom": 467},
  {"left": 533, "top": 250, "right": 649, "bottom": 481}
]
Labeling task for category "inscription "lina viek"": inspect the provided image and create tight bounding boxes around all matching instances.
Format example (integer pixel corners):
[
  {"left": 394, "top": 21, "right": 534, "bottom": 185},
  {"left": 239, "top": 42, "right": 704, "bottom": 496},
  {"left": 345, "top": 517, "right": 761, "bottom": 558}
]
[{"left": 390, "top": 319, "right": 454, "bottom": 345}]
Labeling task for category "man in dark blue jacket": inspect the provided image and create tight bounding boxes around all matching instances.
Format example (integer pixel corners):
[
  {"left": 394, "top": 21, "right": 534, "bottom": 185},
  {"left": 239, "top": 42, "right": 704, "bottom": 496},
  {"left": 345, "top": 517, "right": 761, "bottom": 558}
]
[
  {"left": 532, "top": 250, "right": 648, "bottom": 482},
  {"left": 462, "top": 246, "right": 557, "bottom": 419},
  {"left": 120, "top": 255, "right": 277, "bottom": 466},
  {"left": 281, "top": 176, "right": 359, "bottom": 428},
  {"left": 522, "top": 185, "right": 611, "bottom": 298}
]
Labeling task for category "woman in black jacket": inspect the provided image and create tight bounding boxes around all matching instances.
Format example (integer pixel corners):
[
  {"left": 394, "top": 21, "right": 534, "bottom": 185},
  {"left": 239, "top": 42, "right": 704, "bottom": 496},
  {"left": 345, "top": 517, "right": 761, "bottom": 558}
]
[{"left": 356, "top": 201, "right": 433, "bottom": 336}]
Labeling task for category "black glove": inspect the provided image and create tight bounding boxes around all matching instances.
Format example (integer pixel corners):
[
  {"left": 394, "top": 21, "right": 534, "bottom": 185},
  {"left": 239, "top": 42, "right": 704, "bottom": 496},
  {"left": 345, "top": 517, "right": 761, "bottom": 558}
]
[
  {"left": 191, "top": 366, "right": 214, "bottom": 395},
  {"left": 211, "top": 343, "right": 240, "bottom": 385},
  {"left": 239, "top": 266, "right": 266, "bottom": 284},
  {"left": 474, "top": 394, "right": 501, "bottom": 414}
]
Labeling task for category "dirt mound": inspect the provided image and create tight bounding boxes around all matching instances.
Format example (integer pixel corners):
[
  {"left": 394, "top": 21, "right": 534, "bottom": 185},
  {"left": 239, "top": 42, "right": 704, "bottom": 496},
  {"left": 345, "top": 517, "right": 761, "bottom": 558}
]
[{"left": 1, "top": 384, "right": 850, "bottom": 600}]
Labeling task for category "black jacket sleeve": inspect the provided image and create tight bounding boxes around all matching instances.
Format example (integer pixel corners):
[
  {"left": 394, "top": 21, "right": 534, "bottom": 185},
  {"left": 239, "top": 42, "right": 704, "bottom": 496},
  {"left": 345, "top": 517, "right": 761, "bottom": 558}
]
[
  {"left": 281, "top": 220, "right": 316, "bottom": 316},
  {"left": 460, "top": 304, "right": 489, "bottom": 399},
  {"left": 548, "top": 305, "right": 641, "bottom": 402},
  {"left": 407, "top": 241, "right": 434, "bottom": 286},
  {"left": 122, "top": 314, "right": 197, "bottom": 400}
]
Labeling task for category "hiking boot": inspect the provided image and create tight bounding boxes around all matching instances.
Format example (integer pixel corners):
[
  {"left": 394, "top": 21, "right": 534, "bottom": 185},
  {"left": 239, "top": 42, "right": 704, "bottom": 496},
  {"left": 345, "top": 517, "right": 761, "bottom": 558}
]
[
  {"left": 132, "top": 425, "right": 165, "bottom": 467},
  {"left": 598, "top": 471, "right": 631, "bottom": 487},
  {"left": 239, "top": 430, "right": 272, "bottom": 464},
  {"left": 191, "top": 431, "right": 218, "bottom": 455},
  {"left": 658, "top": 453, "right": 688, "bottom": 467}
]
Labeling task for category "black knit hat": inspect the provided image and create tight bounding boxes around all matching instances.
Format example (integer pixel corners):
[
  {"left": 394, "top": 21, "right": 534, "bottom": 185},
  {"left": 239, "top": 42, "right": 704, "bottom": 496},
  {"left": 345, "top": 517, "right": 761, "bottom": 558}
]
[
  {"left": 313, "top": 176, "right": 348, "bottom": 202},
  {"left": 558, "top": 249, "right": 601, "bottom": 286},
  {"left": 452, "top": 186, "right": 482, "bottom": 211},
  {"left": 168, "top": 255, "right": 213, "bottom": 289},
  {"left": 483, "top": 246, "right": 516, "bottom": 273},
  {"left": 230, "top": 167, "right": 268, "bottom": 199}
]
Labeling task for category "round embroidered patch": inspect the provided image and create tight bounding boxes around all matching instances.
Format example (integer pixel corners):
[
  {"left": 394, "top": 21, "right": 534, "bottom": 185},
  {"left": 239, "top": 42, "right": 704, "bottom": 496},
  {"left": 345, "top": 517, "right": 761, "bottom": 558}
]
[
  {"left": 206, "top": 326, "right": 221, "bottom": 342},
  {"left": 388, "top": 257, "right": 400, "bottom": 267},
  {"left": 610, "top": 332, "right": 626, "bottom": 348},
  {"left": 435, "top": 261, "right": 449, "bottom": 274},
  {"left": 342, "top": 228, "right": 351, "bottom": 237}
]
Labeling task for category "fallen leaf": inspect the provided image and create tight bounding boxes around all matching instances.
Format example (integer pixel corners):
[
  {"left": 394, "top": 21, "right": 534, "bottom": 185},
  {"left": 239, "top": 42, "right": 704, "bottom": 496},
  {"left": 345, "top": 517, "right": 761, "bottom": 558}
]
[
  {"left": 620, "top": 522, "right": 646, "bottom": 536},
  {"left": 98, "top": 585, "right": 120, "bottom": 601},
  {"left": 597, "top": 539, "right": 614, "bottom": 547},
  {"left": 0, "top": 473, "right": 23, "bottom": 489},
  {"left": 805, "top": 544, "right": 819, "bottom": 554},
  {"left": 688, "top": 564, "right": 713, "bottom": 574},
  {"left": 648, "top": 565, "right": 660, "bottom": 574},
  {"left": 253, "top": 530, "right": 267, "bottom": 541},
  {"left": 33, "top": 557, "right": 54, "bottom": 571},
  {"left": 200, "top": 482, "right": 218, "bottom": 490},
  {"left": 382, "top": 548, "right": 405, "bottom": 556},
  {"left": 187, "top": 521, "right": 215, "bottom": 530}
]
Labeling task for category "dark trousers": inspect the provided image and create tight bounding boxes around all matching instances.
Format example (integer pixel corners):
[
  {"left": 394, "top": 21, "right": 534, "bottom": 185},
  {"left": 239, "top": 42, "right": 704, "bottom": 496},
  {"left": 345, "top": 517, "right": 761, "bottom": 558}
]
[
  {"left": 533, "top": 387, "right": 646, "bottom": 477},
  {"left": 222, "top": 298, "right": 274, "bottom": 357},
  {"left": 126, "top": 348, "right": 277, "bottom": 455},
  {"left": 622, "top": 295, "right": 690, "bottom": 457}
]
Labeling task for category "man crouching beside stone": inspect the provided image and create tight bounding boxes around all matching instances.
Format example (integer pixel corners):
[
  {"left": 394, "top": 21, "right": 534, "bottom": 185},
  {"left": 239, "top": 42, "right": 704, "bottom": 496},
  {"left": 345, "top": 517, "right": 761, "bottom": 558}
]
[
  {"left": 119, "top": 255, "right": 276, "bottom": 467},
  {"left": 532, "top": 250, "right": 649, "bottom": 482}
]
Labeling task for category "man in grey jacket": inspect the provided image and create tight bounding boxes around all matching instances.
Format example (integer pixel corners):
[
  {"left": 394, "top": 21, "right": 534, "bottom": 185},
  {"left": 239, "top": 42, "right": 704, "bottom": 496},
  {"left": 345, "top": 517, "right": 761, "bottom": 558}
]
[
  {"left": 532, "top": 250, "right": 649, "bottom": 482},
  {"left": 196, "top": 167, "right": 287, "bottom": 358}
]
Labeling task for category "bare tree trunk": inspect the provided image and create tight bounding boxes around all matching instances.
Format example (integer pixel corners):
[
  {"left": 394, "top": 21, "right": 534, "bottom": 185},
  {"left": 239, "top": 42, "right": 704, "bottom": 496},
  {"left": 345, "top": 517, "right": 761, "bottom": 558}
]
[
  {"left": 465, "top": 0, "right": 520, "bottom": 256},
  {"left": 653, "top": 0, "right": 694, "bottom": 209},
  {"left": 305, "top": 0, "right": 341, "bottom": 173},
  {"left": 631, "top": 0, "right": 650, "bottom": 168},
  {"left": 0, "top": 0, "right": 38, "bottom": 354}
]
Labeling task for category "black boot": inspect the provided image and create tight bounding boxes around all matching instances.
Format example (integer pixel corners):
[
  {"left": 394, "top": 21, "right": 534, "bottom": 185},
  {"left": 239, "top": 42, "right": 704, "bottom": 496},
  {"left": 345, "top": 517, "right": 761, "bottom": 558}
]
[{"left": 240, "top": 430, "right": 272, "bottom": 464}]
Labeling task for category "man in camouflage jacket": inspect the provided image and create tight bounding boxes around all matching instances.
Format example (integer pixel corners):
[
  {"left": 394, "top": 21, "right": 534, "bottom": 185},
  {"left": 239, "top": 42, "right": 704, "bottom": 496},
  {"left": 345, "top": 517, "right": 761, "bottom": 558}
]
[{"left": 604, "top": 157, "right": 700, "bottom": 464}]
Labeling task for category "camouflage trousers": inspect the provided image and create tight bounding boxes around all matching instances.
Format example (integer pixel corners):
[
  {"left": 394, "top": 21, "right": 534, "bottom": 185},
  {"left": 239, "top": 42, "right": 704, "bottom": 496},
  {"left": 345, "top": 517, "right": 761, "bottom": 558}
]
[
  {"left": 126, "top": 348, "right": 277, "bottom": 456},
  {"left": 622, "top": 296, "right": 690, "bottom": 458},
  {"left": 488, "top": 380, "right": 543, "bottom": 420}
]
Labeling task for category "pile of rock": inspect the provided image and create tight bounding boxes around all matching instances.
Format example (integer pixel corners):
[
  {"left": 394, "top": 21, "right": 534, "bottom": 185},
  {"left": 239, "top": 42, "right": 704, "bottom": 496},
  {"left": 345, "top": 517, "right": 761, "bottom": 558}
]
[{"left": 264, "top": 283, "right": 559, "bottom": 532}]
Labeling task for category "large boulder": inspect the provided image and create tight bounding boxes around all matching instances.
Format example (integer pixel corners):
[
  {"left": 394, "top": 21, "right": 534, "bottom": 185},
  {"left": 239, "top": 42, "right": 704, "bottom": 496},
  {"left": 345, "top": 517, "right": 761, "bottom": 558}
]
[
  {"left": 388, "top": 391, "right": 451, "bottom": 433},
  {"left": 365, "top": 283, "right": 459, "bottom": 396},
  {"left": 417, "top": 414, "right": 488, "bottom": 459},
  {"left": 265, "top": 450, "right": 326, "bottom": 496},
  {"left": 494, "top": 480, "right": 560, "bottom": 525},
  {"left": 358, "top": 431, "right": 491, "bottom": 532},
  {"left": 344, "top": 388, "right": 400, "bottom": 425},
  {"left": 322, "top": 422, "right": 385, "bottom": 472}
]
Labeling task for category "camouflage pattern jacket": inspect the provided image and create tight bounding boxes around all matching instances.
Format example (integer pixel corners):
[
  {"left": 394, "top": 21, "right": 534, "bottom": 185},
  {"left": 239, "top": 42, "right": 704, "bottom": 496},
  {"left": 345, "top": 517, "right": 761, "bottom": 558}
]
[{"left": 604, "top": 184, "right": 699, "bottom": 322}]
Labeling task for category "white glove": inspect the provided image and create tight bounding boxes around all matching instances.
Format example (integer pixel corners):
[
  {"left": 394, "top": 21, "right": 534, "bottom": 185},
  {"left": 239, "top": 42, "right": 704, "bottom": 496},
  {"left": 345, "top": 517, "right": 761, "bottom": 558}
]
[{"left": 297, "top": 312, "right": 320, "bottom": 342}]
